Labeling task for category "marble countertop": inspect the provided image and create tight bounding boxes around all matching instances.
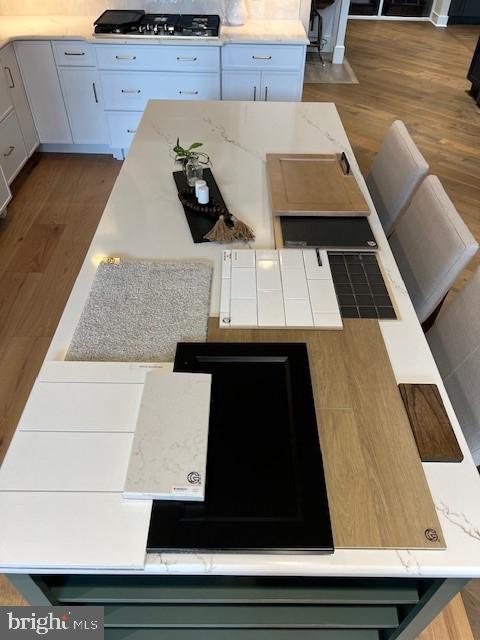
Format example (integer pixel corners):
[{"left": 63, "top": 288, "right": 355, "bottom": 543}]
[
  {"left": 2, "top": 100, "right": 480, "bottom": 577},
  {"left": 0, "top": 15, "right": 309, "bottom": 49}
]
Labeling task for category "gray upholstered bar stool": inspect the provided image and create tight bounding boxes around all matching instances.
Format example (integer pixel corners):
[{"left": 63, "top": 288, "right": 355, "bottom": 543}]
[
  {"left": 427, "top": 267, "right": 480, "bottom": 465},
  {"left": 389, "top": 175, "right": 478, "bottom": 329},
  {"left": 367, "top": 120, "right": 429, "bottom": 236}
]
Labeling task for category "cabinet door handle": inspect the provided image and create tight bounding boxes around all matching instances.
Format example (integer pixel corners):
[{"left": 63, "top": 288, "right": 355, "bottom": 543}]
[
  {"left": 116, "top": 55, "right": 137, "bottom": 60},
  {"left": 92, "top": 82, "right": 99, "bottom": 103},
  {"left": 253, "top": 86, "right": 257, "bottom": 101},
  {"left": 127, "top": 129, "right": 137, "bottom": 134},
  {"left": 121, "top": 89, "right": 141, "bottom": 94},
  {"left": 3, "top": 146, "right": 15, "bottom": 158},
  {"left": 177, "top": 56, "right": 197, "bottom": 62},
  {"left": 4, "top": 66, "right": 14, "bottom": 88},
  {"left": 252, "top": 55, "right": 272, "bottom": 60},
  {"left": 65, "top": 51, "right": 85, "bottom": 56},
  {"left": 179, "top": 90, "right": 199, "bottom": 95},
  {"left": 264, "top": 86, "right": 268, "bottom": 101}
]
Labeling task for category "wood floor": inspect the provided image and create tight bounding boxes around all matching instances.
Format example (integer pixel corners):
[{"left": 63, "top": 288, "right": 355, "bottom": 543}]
[
  {"left": 0, "top": 18, "right": 479, "bottom": 639},
  {"left": 0, "top": 154, "right": 121, "bottom": 462}
]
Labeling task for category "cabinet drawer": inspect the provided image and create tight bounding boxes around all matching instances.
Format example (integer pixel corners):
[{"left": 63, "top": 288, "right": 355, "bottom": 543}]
[
  {"left": 222, "top": 44, "right": 305, "bottom": 70},
  {"left": 106, "top": 111, "right": 143, "bottom": 149},
  {"left": 53, "top": 41, "right": 95, "bottom": 66},
  {"left": 0, "top": 110, "right": 27, "bottom": 184},
  {"left": 96, "top": 45, "right": 220, "bottom": 72},
  {"left": 101, "top": 72, "right": 220, "bottom": 109}
]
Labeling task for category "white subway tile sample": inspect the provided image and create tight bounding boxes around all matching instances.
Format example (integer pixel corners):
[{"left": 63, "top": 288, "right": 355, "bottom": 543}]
[
  {"left": 231, "top": 267, "right": 256, "bottom": 299},
  {"left": 124, "top": 372, "right": 211, "bottom": 501},
  {"left": 0, "top": 431, "right": 134, "bottom": 492},
  {"left": 220, "top": 249, "right": 342, "bottom": 329},
  {"left": 18, "top": 381, "right": 143, "bottom": 432},
  {"left": 257, "top": 290, "right": 286, "bottom": 327},
  {"left": 230, "top": 298, "right": 258, "bottom": 326},
  {"left": 0, "top": 492, "right": 151, "bottom": 570},
  {"left": 308, "top": 279, "right": 340, "bottom": 314},
  {"left": 256, "top": 259, "right": 282, "bottom": 291},
  {"left": 281, "top": 268, "right": 309, "bottom": 300}
]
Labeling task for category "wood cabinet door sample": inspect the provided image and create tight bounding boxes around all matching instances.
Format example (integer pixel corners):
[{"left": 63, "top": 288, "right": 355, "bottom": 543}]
[{"left": 267, "top": 153, "right": 370, "bottom": 217}]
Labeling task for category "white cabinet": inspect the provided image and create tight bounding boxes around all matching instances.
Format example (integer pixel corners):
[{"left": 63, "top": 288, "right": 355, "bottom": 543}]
[
  {"left": 14, "top": 41, "right": 72, "bottom": 144},
  {"left": 0, "top": 164, "right": 11, "bottom": 218},
  {"left": 0, "top": 57, "right": 13, "bottom": 121},
  {"left": 0, "top": 43, "right": 39, "bottom": 157},
  {"left": 59, "top": 68, "right": 108, "bottom": 145},
  {"left": 261, "top": 71, "right": 303, "bottom": 102},
  {"left": 222, "top": 44, "right": 305, "bottom": 102},
  {"left": 222, "top": 71, "right": 261, "bottom": 101},
  {"left": 0, "top": 110, "right": 27, "bottom": 184},
  {"left": 222, "top": 70, "right": 302, "bottom": 102}
]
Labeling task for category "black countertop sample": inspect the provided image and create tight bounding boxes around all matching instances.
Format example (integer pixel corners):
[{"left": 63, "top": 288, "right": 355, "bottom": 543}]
[{"left": 147, "top": 342, "right": 334, "bottom": 554}]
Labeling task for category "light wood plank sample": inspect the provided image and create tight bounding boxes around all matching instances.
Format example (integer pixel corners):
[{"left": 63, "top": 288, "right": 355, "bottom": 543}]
[
  {"left": 208, "top": 318, "right": 445, "bottom": 550},
  {"left": 399, "top": 384, "right": 463, "bottom": 463},
  {"left": 266, "top": 154, "right": 370, "bottom": 217}
]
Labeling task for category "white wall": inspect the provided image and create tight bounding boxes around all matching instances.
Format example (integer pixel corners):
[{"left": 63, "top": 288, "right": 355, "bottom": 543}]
[
  {"left": 431, "top": 0, "right": 451, "bottom": 26},
  {"left": 0, "top": 0, "right": 302, "bottom": 20}
]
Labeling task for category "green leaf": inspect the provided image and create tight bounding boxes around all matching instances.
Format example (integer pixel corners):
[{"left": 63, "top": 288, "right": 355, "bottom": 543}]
[{"left": 188, "top": 142, "right": 203, "bottom": 150}]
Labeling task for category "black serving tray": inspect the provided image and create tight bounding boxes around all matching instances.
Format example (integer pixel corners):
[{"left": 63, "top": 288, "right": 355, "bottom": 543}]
[
  {"left": 174, "top": 168, "right": 230, "bottom": 244},
  {"left": 147, "top": 342, "right": 334, "bottom": 554}
]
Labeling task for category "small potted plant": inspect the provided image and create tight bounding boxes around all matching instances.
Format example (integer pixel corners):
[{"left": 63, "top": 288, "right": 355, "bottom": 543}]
[{"left": 174, "top": 139, "right": 210, "bottom": 186}]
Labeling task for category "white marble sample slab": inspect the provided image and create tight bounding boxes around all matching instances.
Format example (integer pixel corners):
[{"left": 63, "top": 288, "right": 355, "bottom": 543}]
[
  {"left": 124, "top": 372, "right": 212, "bottom": 501},
  {"left": 0, "top": 431, "right": 134, "bottom": 492},
  {"left": 0, "top": 492, "right": 151, "bottom": 570},
  {"left": 220, "top": 249, "right": 343, "bottom": 329}
]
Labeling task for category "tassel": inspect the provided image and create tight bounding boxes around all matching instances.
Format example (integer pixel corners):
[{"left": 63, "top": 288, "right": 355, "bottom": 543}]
[
  {"left": 231, "top": 216, "right": 255, "bottom": 242},
  {"left": 204, "top": 215, "right": 237, "bottom": 243}
]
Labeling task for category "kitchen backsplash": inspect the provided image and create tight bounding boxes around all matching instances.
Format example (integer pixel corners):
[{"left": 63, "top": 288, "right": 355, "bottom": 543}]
[{"left": 0, "top": 0, "right": 302, "bottom": 20}]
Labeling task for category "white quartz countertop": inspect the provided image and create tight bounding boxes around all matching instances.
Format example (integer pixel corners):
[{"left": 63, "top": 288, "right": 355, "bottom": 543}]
[
  {"left": 2, "top": 100, "right": 480, "bottom": 578},
  {"left": 0, "top": 15, "right": 309, "bottom": 49}
]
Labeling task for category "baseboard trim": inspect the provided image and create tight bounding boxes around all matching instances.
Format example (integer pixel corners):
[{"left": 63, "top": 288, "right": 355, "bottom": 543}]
[
  {"left": 39, "top": 143, "right": 113, "bottom": 155},
  {"left": 431, "top": 11, "right": 449, "bottom": 27}
]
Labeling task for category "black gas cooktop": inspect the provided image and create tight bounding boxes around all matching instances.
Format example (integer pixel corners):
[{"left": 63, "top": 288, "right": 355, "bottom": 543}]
[{"left": 94, "top": 10, "right": 221, "bottom": 38}]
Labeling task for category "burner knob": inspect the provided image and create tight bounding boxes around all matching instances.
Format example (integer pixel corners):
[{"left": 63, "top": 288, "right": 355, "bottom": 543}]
[
  {"left": 138, "top": 25, "right": 144, "bottom": 33},
  {"left": 153, "top": 25, "right": 158, "bottom": 34}
]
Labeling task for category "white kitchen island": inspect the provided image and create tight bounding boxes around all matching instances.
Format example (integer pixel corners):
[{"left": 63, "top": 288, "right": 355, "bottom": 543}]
[{"left": 2, "top": 101, "right": 480, "bottom": 640}]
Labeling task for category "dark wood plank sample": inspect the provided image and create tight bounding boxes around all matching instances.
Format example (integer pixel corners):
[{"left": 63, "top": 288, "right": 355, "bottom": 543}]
[{"left": 399, "top": 384, "right": 464, "bottom": 463}]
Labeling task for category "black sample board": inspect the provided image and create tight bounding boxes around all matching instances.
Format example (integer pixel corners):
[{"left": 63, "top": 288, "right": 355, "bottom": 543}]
[
  {"left": 280, "top": 216, "right": 378, "bottom": 250},
  {"left": 173, "top": 168, "right": 230, "bottom": 244},
  {"left": 329, "top": 252, "right": 397, "bottom": 319},
  {"left": 147, "top": 342, "right": 334, "bottom": 554}
]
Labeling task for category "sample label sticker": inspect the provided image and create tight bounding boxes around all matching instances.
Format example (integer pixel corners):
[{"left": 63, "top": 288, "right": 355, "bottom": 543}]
[
  {"left": 172, "top": 485, "right": 203, "bottom": 497},
  {"left": 0, "top": 607, "right": 103, "bottom": 639}
]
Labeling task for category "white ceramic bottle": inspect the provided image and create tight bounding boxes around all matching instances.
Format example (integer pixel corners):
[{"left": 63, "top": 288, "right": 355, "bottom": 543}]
[{"left": 226, "top": 0, "right": 248, "bottom": 26}]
